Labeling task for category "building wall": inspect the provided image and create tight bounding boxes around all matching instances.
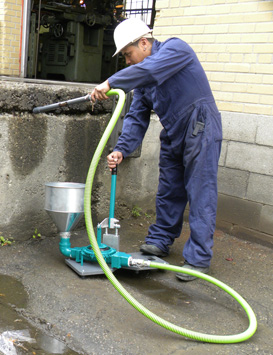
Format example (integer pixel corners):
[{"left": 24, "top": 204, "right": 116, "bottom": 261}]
[
  {"left": 154, "top": 0, "right": 273, "bottom": 116},
  {"left": 0, "top": 0, "right": 272, "bottom": 246},
  {"left": 0, "top": 79, "right": 162, "bottom": 242},
  {"left": 0, "top": 0, "right": 22, "bottom": 76},
  {"left": 154, "top": 0, "right": 273, "bottom": 245},
  {"left": 0, "top": 80, "right": 117, "bottom": 240}
]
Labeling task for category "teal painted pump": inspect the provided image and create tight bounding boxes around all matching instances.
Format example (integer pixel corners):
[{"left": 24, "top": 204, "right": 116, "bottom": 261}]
[
  {"left": 57, "top": 167, "right": 131, "bottom": 270},
  {"left": 44, "top": 169, "right": 132, "bottom": 271},
  {"left": 39, "top": 93, "right": 133, "bottom": 272},
  {"left": 35, "top": 90, "right": 257, "bottom": 344}
]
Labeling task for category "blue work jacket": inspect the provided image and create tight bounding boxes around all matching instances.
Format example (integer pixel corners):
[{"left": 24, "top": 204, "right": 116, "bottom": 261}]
[{"left": 108, "top": 38, "right": 216, "bottom": 158}]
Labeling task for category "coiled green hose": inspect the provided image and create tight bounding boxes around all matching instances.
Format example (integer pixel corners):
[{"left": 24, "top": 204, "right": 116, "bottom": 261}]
[{"left": 84, "top": 89, "right": 257, "bottom": 343}]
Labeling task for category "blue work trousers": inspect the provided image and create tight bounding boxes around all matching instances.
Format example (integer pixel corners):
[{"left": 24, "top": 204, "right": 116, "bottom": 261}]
[{"left": 146, "top": 102, "right": 222, "bottom": 267}]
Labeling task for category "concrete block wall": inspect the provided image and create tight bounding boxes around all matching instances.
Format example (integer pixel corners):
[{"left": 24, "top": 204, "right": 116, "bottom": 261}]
[
  {"left": 0, "top": 0, "right": 272, "bottom": 246},
  {"left": 0, "top": 80, "right": 115, "bottom": 241},
  {"left": 0, "top": 0, "right": 22, "bottom": 76},
  {"left": 154, "top": 0, "right": 273, "bottom": 246},
  {"left": 218, "top": 112, "right": 273, "bottom": 245},
  {"left": 0, "top": 79, "right": 161, "bottom": 242}
]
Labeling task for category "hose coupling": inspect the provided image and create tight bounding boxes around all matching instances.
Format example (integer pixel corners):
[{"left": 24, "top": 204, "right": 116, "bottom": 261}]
[
  {"left": 60, "top": 232, "right": 71, "bottom": 239},
  {"left": 129, "top": 258, "right": 151, "bottom": 268}
]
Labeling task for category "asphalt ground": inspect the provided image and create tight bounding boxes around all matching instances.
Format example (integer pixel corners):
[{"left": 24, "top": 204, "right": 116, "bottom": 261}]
[{"left": 0, "top": 212, "right": 272, "bottom": 355}]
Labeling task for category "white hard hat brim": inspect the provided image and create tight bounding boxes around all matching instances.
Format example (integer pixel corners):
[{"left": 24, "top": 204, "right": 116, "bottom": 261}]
[{"left": 112, "top": 31, "right": 153, "bottom": 57}]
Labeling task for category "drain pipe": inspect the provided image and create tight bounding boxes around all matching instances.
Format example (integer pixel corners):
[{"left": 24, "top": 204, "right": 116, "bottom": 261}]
[{"left": 84, "top": 89, "right": 257, "bottom": 343}]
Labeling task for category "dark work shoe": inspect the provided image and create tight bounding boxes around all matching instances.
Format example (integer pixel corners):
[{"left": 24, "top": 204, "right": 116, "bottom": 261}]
[
  {"left": 176, "top": 261, "right": 209, "bottom": 282},
  {"left": 140, "top": 244, "right": 168, "bottom": 257}
]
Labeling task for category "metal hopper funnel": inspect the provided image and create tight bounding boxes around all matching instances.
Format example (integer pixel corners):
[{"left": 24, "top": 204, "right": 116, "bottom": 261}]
[{"left": 45, "top": 182, "right": 85, "bottom": 233}]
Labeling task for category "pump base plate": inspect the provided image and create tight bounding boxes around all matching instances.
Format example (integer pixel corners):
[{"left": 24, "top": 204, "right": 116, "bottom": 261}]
[
  {"left": 65, "top": 259, "right": 116, "bottom": 277},
  {"left": 65, "top": 252, "right": 168, "bottom": 276}
]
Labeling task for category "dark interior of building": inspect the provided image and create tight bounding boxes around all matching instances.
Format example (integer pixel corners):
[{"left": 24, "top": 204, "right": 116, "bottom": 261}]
[{"left": 27, "top": 0, "right": 156, "bottom": 83}]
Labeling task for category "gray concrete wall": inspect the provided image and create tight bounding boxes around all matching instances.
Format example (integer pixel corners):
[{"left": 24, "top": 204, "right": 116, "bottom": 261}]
[
  {"left": 115, "top": 110, "right": 273, "bottom": 248},
  {"left": 114, "top": 113, "right": 161, "bottom": 210},
  {"left": 0, "top": 78, "right": 272, "bottom": 248},
  {"left": 217, "top": 111, "right": 273, "bottom": 247},
  {"left": 0, "top": 79, "right": 115, "bottom": 240}
]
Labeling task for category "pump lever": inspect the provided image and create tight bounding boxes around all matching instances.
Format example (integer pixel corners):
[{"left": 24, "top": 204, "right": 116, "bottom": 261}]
[
  {"left": 102, "top": 166, "right": 120, "bottom": 250},
  {"left": 109, "top": 165, "right": 117, "bottom": 226}
]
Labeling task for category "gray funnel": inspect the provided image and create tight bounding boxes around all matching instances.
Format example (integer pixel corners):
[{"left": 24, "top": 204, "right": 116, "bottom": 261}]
[{"left": 45, "top": 182, "right": 85, "bottom": 233}]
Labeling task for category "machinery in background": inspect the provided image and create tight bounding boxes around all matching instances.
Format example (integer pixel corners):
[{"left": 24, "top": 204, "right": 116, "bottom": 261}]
[{"left": 27, "top": 0, "right": 125, "bottom": 82}]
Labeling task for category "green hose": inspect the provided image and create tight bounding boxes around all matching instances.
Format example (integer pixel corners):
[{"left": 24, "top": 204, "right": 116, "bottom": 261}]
[{"left": 84, "top": 89, "right": 257, "bottom": 343}]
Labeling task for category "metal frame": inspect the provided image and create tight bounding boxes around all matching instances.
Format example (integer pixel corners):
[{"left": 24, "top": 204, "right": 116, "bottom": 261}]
[
  {"left": 124, "top": 0, "right": 156, "bottom": 27},
  {"left": 20, "top": 0, "right": 32, "bottom": 77}
]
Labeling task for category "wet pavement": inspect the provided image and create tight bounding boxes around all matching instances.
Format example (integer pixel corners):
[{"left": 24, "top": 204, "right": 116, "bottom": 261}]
[
  {"left": 0, "top": 209, "right": 272, "bottom": 355},
  {"left": 0, "top": 273, "right": 79, "bottom": 354}
]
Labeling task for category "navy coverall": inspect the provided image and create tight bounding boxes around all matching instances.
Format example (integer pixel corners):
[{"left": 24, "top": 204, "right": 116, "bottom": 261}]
[{"left": 108, "top": 38, "right": 222, "bottom": 267}]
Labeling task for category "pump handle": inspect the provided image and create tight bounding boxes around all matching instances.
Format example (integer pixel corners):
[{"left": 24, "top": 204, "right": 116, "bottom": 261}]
[{"left": 33, "top": 94, "right": 91, "bottom": 114}]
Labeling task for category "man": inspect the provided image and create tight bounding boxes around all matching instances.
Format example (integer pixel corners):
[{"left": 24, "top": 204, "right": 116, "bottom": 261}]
[{"left": 91, "top": 18, "right": 222, "bottom": 281}]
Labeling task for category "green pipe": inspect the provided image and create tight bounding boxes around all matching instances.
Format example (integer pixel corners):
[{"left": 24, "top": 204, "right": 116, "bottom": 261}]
[{"left": 84, "top": 89, "right": 257, "bottom": 343}]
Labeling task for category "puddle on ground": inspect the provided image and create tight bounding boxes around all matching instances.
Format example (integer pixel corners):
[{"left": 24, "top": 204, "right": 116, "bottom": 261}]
[
  {"left": 117, "top": 269, "right": 192, "bottom": 307},
  {"left": 0, "top": 275, "right": 79, "bottom": 355}
]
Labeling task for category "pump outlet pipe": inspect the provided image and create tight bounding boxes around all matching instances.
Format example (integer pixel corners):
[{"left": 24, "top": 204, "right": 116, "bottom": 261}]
[{"left": 84, "top": 89, "right": 257, "bottom": 343}]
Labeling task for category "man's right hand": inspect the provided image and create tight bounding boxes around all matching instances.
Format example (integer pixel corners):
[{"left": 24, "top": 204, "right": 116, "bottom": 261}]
[
  {"left": 107, "top": 151, "right": 123, "bottom": 170},
  {"left": 90, "top": 80, "right": 110, "bottom": 102}
]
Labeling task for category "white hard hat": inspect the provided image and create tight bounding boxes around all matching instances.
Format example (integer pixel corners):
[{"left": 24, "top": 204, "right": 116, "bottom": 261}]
[{"left": 113, "top": 18, "right": 153, "bottom": 56}]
